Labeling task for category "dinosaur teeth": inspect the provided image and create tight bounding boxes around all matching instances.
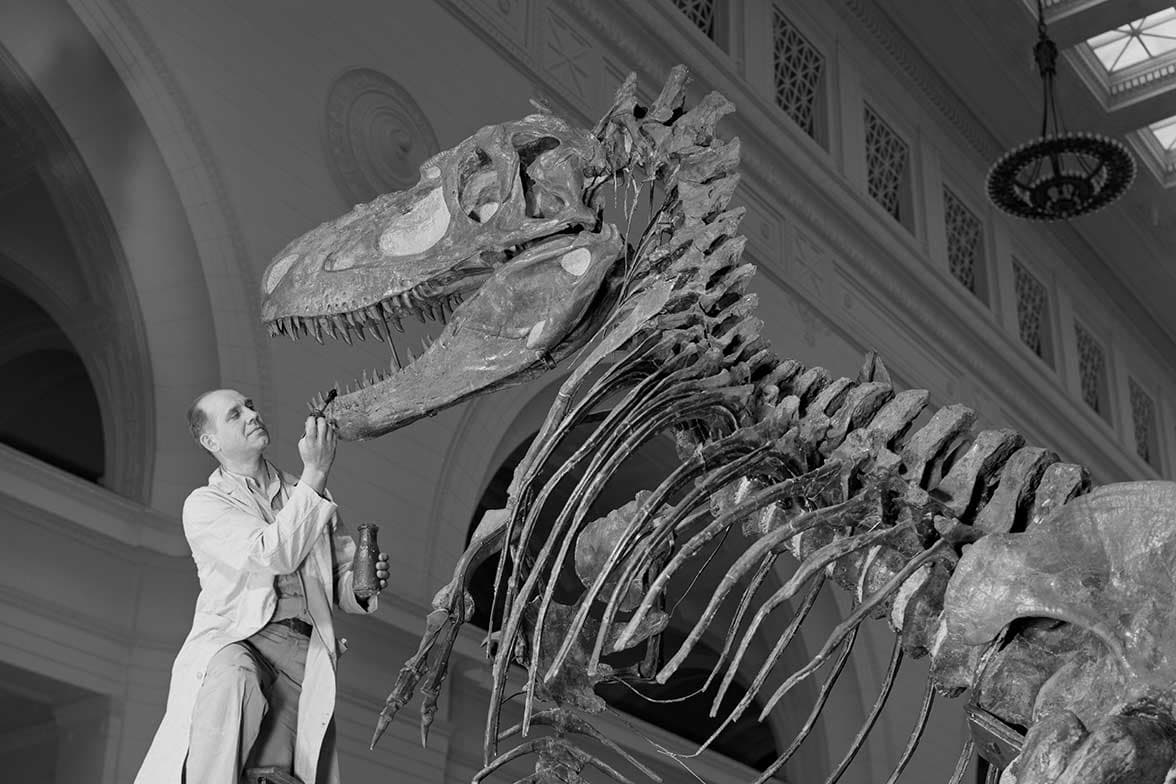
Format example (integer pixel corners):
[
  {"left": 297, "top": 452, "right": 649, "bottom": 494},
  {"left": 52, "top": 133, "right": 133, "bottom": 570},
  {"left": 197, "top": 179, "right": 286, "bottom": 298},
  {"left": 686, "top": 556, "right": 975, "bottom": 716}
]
[{"left": 311, "top": 319, "right": 324, "bottom": 344}]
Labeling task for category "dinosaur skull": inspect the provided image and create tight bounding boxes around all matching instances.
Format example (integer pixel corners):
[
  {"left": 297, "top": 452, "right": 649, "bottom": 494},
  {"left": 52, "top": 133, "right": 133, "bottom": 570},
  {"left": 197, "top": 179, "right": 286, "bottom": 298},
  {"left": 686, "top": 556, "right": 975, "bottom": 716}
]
[
  {"left": 944, "top": 481, "right": 1176, "bottom": 783},
  {"left": 260, "top": 113, "right": 623, "bottom": 439}
]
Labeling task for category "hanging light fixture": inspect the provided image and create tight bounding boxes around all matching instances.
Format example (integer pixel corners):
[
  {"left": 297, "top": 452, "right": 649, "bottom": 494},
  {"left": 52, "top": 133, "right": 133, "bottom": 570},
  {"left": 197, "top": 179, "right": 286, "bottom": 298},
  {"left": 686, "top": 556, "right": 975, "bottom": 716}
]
[{"left": 986, "top": 0, "right": 1135, "bottom": 221}]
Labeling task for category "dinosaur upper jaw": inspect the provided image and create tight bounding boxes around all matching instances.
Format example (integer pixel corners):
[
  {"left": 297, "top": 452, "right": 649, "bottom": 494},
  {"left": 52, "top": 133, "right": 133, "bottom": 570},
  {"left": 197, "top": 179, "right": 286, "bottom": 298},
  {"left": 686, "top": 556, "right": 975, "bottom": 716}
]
[{"left": 268, "top": 225, "right": 623, "bottom": 440}]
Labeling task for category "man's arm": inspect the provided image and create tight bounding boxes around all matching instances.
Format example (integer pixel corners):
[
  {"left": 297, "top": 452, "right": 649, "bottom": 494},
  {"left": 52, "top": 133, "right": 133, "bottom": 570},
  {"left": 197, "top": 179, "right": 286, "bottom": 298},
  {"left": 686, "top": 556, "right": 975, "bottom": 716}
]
[{"left": 184, "top": 484, "right": 336, "bottom": 575}]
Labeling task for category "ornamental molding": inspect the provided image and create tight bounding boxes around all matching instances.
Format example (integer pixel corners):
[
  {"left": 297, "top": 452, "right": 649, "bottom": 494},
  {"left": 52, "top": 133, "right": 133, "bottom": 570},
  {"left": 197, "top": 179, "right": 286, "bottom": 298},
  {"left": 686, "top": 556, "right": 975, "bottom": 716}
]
[
  {"left": 837, "top": 0, "right": 1003, "bottom": 160},
  {"left": 1067, "top": 41, "right": 1176, "bottom": 108},
  {"left": 323, "top": 68, "right": 441, "bottom": 205}
]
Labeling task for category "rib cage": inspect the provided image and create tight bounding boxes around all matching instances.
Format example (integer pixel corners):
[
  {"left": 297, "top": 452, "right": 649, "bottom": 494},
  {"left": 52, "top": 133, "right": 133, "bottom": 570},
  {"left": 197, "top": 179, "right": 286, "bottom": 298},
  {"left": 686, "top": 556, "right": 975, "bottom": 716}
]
[{"left": 371, "top": 67, "right": 1110, "bottom": 784}]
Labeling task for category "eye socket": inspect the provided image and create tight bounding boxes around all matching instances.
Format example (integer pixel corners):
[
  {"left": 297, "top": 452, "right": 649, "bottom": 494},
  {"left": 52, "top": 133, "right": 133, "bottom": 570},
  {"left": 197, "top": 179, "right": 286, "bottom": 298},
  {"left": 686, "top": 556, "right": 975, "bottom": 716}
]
[
  {"left": 459, "top": 148, "right": 501, "bottom": 223},
  {"left": 515, "top": 135, "right": 560, "bottom": 170},
  {"left": 513, "top": 136, "right": 565, "bottom": 219}
]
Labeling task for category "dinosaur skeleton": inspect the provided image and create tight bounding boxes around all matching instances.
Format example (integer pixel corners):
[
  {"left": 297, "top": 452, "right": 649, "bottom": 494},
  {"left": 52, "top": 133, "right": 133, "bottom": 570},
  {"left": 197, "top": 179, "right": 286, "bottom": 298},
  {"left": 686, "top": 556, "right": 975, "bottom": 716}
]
[{"left": 261, "top": 68, "right": 1176, "bottom": 784}]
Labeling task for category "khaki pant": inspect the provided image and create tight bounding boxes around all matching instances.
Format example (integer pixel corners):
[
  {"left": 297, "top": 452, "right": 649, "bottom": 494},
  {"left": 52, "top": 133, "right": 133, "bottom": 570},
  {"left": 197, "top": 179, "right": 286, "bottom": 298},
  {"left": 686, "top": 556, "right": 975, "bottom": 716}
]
[{"left": 185, "top": 623, "right": 309, "bottom": 783}]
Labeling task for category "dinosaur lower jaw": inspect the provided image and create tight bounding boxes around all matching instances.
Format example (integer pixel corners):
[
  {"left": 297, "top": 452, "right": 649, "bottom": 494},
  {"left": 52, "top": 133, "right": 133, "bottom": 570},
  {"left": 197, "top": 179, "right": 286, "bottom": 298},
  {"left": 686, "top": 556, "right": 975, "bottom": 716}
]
[{"left": 323, "top": 293, "right": 608, "bottom": 441}]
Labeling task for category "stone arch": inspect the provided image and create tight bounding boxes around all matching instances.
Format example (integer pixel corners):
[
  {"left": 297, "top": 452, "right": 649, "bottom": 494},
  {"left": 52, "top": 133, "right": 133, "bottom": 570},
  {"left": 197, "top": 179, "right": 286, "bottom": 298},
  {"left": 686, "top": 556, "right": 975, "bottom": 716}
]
[
  {"left": 0, "top": 0, "right": 266, "bottom": 510},
  {"left": 0, "top": 278, "right": 105, "bottom": 481},
  {"left": 0, "top": 36, "right": 155, "bottom": 499}
]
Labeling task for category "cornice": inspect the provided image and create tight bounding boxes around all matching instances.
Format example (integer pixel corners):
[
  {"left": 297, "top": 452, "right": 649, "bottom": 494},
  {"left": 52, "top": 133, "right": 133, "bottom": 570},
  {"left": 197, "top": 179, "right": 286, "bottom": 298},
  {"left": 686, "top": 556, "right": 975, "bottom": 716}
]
[
  {"left": 0, "top": 443, "right": 187, "bottom": 557},
  {"left": 1108, "top": 59, "right": 1176, "bottom": 99},
  {"left": 836, "top": 0, "right": 1004, "bottom": 160}
]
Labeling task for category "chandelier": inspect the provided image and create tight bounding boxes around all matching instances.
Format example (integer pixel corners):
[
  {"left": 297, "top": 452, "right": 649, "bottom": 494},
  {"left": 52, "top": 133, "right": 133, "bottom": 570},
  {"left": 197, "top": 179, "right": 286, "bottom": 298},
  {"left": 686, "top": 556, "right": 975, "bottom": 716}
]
[{"left": 986, "top": 0, "right": 1135, "bottom": 221}]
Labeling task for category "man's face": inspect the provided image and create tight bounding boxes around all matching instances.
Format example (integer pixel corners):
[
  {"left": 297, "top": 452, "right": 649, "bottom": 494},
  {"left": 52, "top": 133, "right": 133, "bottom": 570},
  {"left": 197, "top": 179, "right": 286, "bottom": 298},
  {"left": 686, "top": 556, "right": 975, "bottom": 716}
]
[{"left": 198, "top": 389, "right": 269, "bottom": 462}]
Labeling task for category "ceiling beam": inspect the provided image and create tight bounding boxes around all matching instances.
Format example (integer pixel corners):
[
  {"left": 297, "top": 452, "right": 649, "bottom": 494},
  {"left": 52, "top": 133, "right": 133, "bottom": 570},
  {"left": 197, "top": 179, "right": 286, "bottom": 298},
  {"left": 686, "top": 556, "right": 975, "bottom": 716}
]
[
  {"left": 1044, "top": 0, "right": 1174, "bottom": 49},
  {"left": 1105, "top": 86, "right": 1176, "bottom": 132}
]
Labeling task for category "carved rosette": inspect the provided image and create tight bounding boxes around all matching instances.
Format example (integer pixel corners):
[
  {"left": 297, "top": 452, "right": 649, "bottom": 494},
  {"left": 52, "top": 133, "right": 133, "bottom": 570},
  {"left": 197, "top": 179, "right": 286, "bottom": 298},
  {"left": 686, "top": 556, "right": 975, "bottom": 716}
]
[{"left": 323, "top": 68, "right": 440, "bottom": 204}]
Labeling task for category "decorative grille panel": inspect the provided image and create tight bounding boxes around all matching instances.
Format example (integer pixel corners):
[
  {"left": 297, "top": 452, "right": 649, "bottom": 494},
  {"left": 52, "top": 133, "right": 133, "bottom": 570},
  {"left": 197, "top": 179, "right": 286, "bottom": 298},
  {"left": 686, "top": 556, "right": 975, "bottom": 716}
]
[
  {"left": 864, "top": 105, "right": 909, "bottom": 221},
  {"left": 1129, "top": 377, "right": 1159, "bottom": 466},
  {"left": 1013, "top": 260, "right": 1048, "bottom": 359},
  {"left": 673, "top": 0, "right": 717, "bottom": 40},
  {"left": 773, "top": 8, "right": 824, "bottom": 139},
  {"left": 1075, "top": 322, "right": 1108, "bottom": 417},
  {"left": 943, "top": 188, "right": 982, "bottom": 295}
]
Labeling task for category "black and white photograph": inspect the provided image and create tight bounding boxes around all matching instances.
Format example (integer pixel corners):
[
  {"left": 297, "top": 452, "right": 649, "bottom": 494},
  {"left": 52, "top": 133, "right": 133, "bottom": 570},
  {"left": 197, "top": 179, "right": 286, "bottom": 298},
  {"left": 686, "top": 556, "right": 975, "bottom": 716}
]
[{"left": 1, "top": 1, "right": 1174, "bottom": 783}]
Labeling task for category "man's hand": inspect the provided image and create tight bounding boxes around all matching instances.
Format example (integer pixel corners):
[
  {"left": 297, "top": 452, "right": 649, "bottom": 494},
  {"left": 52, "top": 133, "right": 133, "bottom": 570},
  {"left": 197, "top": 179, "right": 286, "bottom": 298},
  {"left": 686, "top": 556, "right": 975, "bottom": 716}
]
[
  {"left": 298, "top": 414, "right": 337, "bottom": 495},
  {"left": 355, "top": 551, "right": 390, "bottom": 609},
  {"left": 374, "top": 551, "right": 389, "bottom": 592}
]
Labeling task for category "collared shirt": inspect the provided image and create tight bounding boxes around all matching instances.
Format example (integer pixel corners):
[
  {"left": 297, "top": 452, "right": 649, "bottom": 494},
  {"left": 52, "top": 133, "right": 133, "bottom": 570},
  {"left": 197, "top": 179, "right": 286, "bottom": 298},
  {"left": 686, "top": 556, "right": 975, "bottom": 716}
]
[{"left": 217, "top": 460, "right": 312, "bottom": 625}]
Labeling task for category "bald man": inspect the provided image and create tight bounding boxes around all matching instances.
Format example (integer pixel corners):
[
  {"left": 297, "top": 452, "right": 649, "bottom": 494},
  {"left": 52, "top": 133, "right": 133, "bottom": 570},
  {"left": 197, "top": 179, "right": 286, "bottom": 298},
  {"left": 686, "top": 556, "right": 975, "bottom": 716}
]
[{"left": 134, "top": 390, "right": 388, "bottom": 784}]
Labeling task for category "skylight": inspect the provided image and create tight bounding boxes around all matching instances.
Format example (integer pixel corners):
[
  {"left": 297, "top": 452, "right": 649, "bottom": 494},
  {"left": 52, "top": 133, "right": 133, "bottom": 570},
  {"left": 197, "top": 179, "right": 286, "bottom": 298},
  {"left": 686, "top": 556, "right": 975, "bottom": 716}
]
[
  {"left": 1148, "top": 116, "right": 1176, "bottom": 151},
  {"left": 1087, "top": 9, "right": 1176, "bottom": 73}
]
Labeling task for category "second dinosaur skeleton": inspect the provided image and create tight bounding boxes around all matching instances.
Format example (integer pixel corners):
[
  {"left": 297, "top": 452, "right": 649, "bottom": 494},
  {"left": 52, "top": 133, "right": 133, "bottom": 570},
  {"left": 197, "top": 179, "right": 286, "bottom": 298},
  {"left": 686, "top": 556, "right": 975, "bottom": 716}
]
[{"left": 261, "top": 67, "right": 1176, "bottom": 784}]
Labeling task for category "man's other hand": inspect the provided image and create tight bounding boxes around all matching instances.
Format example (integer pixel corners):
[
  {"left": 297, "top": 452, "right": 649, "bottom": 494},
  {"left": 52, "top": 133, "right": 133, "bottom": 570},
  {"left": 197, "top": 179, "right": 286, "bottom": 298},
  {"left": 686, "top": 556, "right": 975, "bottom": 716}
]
[{"left": 375, "top": 552, "right": 389, "bottom": 592}]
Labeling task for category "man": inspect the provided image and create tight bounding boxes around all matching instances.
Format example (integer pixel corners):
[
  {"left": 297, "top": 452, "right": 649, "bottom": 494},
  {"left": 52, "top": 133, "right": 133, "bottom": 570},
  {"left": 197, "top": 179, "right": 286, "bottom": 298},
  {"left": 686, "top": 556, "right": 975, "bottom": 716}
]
[{"left": 134, "top": 389, "right": 388, "bottom": 784}]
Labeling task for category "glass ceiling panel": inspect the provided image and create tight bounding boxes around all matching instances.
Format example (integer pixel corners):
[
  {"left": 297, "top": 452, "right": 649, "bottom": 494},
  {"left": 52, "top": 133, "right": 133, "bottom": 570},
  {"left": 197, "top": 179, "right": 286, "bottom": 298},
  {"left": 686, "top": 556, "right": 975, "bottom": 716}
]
[
  {"left": 1087, "top": 8, "right": 1176, "bottom": 73},
  {"left": 1149, "top": 117, "right": 1176, "bottom": 151}
]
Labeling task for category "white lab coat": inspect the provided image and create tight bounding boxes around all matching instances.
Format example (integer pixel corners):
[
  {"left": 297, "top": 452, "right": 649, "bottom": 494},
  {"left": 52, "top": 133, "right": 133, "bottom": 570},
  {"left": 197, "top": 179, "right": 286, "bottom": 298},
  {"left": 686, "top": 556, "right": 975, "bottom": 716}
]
[{"left": 134, "top": 463, "right": 376, "bottom": 784}]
